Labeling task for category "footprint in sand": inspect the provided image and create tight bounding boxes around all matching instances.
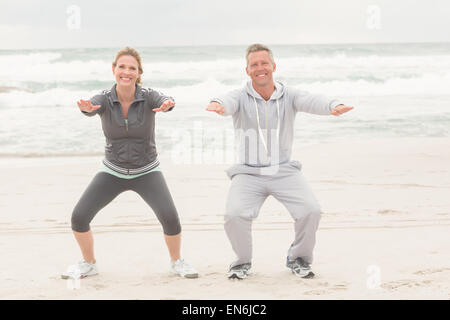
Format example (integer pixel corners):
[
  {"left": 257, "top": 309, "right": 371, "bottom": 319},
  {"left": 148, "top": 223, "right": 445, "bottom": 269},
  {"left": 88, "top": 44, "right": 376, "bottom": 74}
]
[
  {"left": 332, "top": 283, "right": 349, "bottom": 291},
  {"left": 381, "top": 279, "right": 432, "bottom": 290},
  {"left": 130, "top": 282, "right": 143, "bottom": 287},
  {"left": 413, "top": 267, "right": 450, "bottom": 275},
  {"left": 93, "top": 283, "right": 107, "bottom": 290},
  {"left": 302, "top": 281, "right": 335, "bottom": 288},
  {"left": 203, "top": 272, "right": 221, "bottom": 276},
  {"left": 304, "top": 289, "right": 328, "bottom": 295},
  {"left": 303, "top": 282, "right": 348, "bottom": 295},
  {"left": 380, "top": 268, "right": 450, "bottom": 291},
  {"left": 200, "top": 282, "right": 214, "bottom": 287}
]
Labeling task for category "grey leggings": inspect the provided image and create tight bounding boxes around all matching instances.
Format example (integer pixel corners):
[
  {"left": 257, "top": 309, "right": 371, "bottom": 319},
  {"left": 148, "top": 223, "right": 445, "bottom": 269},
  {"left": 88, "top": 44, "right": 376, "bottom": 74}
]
[{"left": 71, "top": 171, "right": 181, "bottom": 235}]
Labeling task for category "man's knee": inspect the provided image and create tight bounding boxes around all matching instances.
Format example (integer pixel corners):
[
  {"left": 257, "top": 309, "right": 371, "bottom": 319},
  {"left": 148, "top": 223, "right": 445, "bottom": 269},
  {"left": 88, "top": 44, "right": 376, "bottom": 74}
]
[
  {"left": 224, "top": 213, "right": 252, "bottom": 224},
  {"left": 226, "top": 200, "right": 260, "bottom": 220},
  {"left": 224, "top": 215, "right": 253, "bottom": 238},
  {"left": 292, "top": 202, "right": 322, "bottom": 220}
]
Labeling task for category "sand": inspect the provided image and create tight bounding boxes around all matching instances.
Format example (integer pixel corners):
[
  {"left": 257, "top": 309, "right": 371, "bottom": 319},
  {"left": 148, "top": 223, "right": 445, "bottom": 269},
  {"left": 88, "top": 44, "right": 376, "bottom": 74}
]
[{"left": 0, "top": 137, "right": 449, "bottom": 300}]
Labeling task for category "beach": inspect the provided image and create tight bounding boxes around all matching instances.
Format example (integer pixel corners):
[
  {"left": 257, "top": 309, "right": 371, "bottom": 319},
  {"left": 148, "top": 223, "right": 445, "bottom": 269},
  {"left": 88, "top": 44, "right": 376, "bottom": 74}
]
[
  {"left": 1, "top": 0, "right": 449, "bottom": 303},
  {"left": 1, "top": 137, "right": 449, "bottom": 300}
]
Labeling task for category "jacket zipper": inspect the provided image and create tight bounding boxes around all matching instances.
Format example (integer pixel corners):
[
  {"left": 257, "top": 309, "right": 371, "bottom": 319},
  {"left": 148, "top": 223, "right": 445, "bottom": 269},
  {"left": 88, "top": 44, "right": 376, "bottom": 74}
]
[
  {"left": 125, "top": 100, "right": 137, "bottom": 132},
  {"left": 265, "top": 100, "right": 269, "bottom": 150},
  {"left": 119, "top": 103, "right": 130, "bottom": 132}
]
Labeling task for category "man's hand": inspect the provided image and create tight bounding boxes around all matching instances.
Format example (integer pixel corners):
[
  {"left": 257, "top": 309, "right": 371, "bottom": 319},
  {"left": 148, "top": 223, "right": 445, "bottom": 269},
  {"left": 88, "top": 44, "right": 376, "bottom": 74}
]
[
  {"left": 77, "top": 99, "right": 101, "bottom": 113},
  {"left": 153, "top": 99, "right": 175, "bottom": 112},
  {"left": 331, "top": 104, "right": 354, "bottom": 116},
  {"left": 206, "top": 101, "right": 225, "bottom": 114}
]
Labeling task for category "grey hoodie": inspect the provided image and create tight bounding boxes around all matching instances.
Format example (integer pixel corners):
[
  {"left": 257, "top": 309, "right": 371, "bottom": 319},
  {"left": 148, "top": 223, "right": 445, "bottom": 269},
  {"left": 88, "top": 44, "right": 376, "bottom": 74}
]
[{"left": 212, "top": 80, "right": 342, "bottom": 177}]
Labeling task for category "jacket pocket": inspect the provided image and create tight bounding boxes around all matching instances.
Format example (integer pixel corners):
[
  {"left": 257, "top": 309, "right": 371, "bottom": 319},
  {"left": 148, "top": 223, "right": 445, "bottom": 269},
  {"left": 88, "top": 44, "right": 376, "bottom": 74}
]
[
  {"left": 128, "top": 140, "right": 147, "bottom": 167},
  {"left": 109, "top": 140, "right": 128, "bottom": 164},
  {"left": 105, "top": 143, "right": 115, "bottom": 161},
  {"left": 115, "top": 142, "right": 128, "bottom": 163},
  {"left": 105, "top": 143, "right": 113, "bottom": 154}
]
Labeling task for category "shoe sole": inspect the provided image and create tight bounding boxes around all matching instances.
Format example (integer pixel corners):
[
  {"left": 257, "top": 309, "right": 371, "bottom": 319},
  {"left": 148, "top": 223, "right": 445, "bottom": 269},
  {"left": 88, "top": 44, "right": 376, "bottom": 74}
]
[
  {"left": 228, "top": 273, "right": 246, "bottom": 280},
  {"left": 171, "top": 271, "right": 199, "bottom": 279},
  {"left": 291, "top": 271, "right": 315, "bottom": 279},
  {"left": 228, "top": 270, "right": 251, "bottom": 280},
  {"left": 300, "top": 271, "right": 315, "bottom": 279},
  {"left": 287, "top": 267, "right": 315, "bottom": 279},
  {"left": 61, "top": 270, "right": 98, "bottom": 280},
  {"left": 61, "top": 272, "right": 98, "bottom": 280}
]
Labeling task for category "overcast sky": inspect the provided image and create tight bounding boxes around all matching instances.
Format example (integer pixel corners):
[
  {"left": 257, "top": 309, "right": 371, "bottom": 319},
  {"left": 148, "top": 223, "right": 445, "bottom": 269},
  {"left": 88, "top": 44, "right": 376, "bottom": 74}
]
[{"left": 1, "top": 0, "right": 449, "bottom": 49}]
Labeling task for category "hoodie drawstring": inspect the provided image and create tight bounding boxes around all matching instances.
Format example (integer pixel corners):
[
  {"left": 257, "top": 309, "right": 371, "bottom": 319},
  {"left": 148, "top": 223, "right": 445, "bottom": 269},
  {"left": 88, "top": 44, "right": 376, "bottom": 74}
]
[{"left": 252, "top": 96, "right": 280, "bottom": 163}]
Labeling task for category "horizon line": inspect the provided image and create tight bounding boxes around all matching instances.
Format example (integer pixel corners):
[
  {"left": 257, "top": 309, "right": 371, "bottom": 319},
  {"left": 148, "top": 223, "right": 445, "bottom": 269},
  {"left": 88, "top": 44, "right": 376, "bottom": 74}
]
[{"left": 1, "top": 40, "right": 450, "bottom": 51}]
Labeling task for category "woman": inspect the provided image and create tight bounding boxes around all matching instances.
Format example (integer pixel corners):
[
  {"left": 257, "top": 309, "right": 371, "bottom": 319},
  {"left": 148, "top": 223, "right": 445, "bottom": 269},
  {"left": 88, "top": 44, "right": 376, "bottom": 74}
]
[{"left": 62, "top": 47, "right": 197, "bottom": 279}]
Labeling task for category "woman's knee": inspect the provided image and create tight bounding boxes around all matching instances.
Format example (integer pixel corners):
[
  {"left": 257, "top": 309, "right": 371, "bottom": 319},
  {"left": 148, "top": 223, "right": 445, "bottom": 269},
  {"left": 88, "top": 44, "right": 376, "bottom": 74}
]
[
  {"left": 71, "top": 207, "right": 91, "bottom": 233},
  {"left": 159, "top": 211, "right": 181, "bottom": 236}
]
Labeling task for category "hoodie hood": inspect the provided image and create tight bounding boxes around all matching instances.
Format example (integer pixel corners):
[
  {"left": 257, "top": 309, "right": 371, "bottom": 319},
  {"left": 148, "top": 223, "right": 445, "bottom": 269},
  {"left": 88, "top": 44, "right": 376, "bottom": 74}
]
[{"left": 245, "top": 80, "right": 285, "bottom": 100}]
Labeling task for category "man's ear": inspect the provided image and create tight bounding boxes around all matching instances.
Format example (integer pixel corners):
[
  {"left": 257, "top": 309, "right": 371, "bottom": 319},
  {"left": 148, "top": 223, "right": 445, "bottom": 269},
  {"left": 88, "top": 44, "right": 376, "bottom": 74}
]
[
  {"left": 273, "top": 62, "right": 276, "bottom": 72},
  {"left": 245, "top": 66, "right": 250, "bottom": 76}
]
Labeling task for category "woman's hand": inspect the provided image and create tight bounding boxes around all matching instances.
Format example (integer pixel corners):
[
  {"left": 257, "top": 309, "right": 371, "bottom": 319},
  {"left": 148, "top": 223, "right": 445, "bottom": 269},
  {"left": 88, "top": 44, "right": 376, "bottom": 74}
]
[
  {"left": 205, "top": 101, "right": 225, "bottom": 114},
  {"left": 77, "top": 99, "right": 101, "bottom": 113},
  {"left": 153, "top": 99, "right": 175, "bottom": 112}
]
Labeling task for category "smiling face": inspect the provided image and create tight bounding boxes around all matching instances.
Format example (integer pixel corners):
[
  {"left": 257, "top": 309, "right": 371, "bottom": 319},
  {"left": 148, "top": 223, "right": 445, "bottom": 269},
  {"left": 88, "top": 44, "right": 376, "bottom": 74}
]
[
  {"left": 246, "top": 50, "right": 276, "bottom": 88},
  {"left": 112, "top": 55, "right": 141, "bottom": 88}
]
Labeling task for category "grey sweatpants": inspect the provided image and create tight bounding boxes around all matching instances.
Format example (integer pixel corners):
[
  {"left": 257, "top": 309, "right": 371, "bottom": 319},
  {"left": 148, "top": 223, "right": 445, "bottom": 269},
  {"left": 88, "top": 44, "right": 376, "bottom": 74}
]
[{"left": 224, "top": 162, "right": 321, "bottom": 267}]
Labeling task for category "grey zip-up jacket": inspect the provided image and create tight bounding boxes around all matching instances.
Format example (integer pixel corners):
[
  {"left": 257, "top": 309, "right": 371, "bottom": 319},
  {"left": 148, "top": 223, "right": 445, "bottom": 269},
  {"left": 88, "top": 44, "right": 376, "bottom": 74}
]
[
  {"left": 212, "top": 80, "right": 342, "bottom": 177},
  {"left": 82, "top": 84, "right": 173, "bottom": 174}
]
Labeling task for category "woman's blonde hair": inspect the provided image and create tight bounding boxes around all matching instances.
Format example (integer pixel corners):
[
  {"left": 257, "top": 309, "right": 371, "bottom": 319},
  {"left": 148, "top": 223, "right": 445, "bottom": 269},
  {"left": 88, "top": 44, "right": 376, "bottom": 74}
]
[{"left": 112, "top": 47, "right": 144, "bottom": 85}]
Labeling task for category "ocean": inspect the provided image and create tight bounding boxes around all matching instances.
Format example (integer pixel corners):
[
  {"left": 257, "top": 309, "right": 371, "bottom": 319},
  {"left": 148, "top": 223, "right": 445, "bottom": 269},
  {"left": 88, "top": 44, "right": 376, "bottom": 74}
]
[{"left": 1, "top": 43, "right": 449, "bottom": 158}]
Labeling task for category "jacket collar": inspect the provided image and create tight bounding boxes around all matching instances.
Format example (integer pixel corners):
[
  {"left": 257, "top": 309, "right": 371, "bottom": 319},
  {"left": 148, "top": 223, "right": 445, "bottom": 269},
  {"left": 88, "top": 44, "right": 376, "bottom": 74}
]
[
  {"left": 245, "top": 80, "right": 285, "bottom": 101},
  {"left": 110, "top": 84, "right": 146, "bottom": 103}
]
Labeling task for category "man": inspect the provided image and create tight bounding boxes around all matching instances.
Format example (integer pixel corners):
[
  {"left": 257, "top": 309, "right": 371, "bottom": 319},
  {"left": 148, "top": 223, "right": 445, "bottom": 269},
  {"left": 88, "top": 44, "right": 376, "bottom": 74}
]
[{"left": 206, "top": 44, "right": 353, "bottom": 280}]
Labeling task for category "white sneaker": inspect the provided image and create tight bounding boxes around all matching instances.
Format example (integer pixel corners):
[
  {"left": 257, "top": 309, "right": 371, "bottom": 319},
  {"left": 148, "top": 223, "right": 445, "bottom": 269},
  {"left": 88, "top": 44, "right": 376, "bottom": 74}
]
[
  {"left": 61, "top": 260, "right": 99, "bottom": 279},
  {"left": 170, "top": 258, "right": 198, "bottom": 278}
]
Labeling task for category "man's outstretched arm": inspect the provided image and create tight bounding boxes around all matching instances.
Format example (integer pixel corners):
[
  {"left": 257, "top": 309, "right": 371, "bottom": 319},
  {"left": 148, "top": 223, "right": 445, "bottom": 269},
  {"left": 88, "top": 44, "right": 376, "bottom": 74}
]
[
  {"left": 291, "top": 87, "right": 354, "bottom": 116},
  {"left": 206, "top": 89, "right": 242, "bottom": 116}
]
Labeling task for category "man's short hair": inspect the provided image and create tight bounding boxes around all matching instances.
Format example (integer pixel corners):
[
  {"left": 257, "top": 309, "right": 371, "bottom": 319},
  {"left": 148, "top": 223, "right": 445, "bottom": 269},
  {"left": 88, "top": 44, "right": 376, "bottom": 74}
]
[{"left": 245, "top": 44, "right": 274, "bottom": 64}]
